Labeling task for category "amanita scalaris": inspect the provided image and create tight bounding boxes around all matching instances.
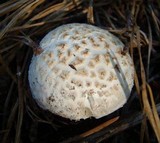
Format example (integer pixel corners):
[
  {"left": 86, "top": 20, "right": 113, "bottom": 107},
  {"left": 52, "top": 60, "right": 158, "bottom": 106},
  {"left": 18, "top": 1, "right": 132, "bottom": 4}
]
[{"left": 28, "top": 23, "right": 134, "bottom": 121}]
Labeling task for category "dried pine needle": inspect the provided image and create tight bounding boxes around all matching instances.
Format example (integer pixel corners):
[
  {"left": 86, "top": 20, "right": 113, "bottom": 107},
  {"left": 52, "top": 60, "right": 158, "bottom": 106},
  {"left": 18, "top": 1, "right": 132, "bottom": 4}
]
[
  {"left": 136, "top": 27, "right": 160, "bottom": 142},
  {"left": 0, "top": 1, "right": 160, "bottom": 143}
]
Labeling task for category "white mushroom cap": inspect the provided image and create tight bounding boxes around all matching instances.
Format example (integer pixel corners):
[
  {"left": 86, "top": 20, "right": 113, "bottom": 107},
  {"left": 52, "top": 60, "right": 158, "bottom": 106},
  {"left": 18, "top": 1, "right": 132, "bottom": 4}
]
[{"left": 28, "top": 23, "right": 134, "bottom": 121}]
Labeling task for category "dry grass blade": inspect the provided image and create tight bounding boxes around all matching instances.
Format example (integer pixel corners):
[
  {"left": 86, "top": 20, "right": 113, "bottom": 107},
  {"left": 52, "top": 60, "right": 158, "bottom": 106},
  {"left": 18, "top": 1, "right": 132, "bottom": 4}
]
[
  {"left": 0, "top": 43, "right": 18, "bottom": 54},
  {"left": 140, "top": 115, "right": 148, "bottom": 143},
  {"left": 2, "top": 101, "right": 18, "bottom": 143},
  {"left": 0, "top": 0, "right": 17, "bottom": 9},
  {"left": 30, "top": 1, "right": 65, "bottom": 21},
  {"left": 7, "top": 22, "right": 45, "bottom": 32},
  {"left": 148, "top": 5, "right": 160, "bottom": 37},
  {"left": 113, "top": 6, "right": 126, "bottom": 21},
  {"left": 80, "top": 116, "right": 119, "bottom": 138},
  {"left": 147, "top": 84, "right": 160, "bottom": 135},
  {"left": 136, "top": 27, "right": 160, "bottom": 142},
  {"left": 30, "top": 0, "right": 82, "bottom": 21},
  {"left": 0, "top": 54, "right": 17, "bottom": 82},
  {"left": 130, "top": 25, "right": 145, "bottom": 143},
  {"left": 103, "top": 10, "right": 116, "bottom": 29},
  {"left": 27, "top": 108, "right": 59, "bottom": 129},
  {"left": 145, "top": 11, "right": 153, "bottom": 80},
  {"left": 87, "top": 0, "right": 94, "bottom": 24},
  {"left": 0, "top": 0, "right": 42, "bottom": 40},
  {"left": 1, "top": 1, "right": 160, "bottom": 143},
  {"left": 12, "top": 35, "right": 43, "bottom": 55},
  {"left": 129, "top": 32, "right": 141, "bottom": 97},
  {"left": 0, "top": 0, "right": 28, "bottom": 17},
  {"left": 27, "top": 0, "right": 45, "bottom": 16},
  {"left": 2, "top": 81, "right": 15, "bottom": 128},
  {"left": 14, "top": 64, "right": 24, "bottom": 143}
]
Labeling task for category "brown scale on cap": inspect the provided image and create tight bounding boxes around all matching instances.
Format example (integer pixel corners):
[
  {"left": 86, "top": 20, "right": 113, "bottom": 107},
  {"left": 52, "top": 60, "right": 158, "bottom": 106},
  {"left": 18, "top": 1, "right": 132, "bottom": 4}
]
[
  {"left": 81, "top": 40, "right": 87, "bottom": 45},
  {"left": 88, "top": 61, "right": 95, "bottom": 68},
  {"left": 98, "top": 68, "right": 106, "bottom": 80},
  {"left": 42, "top": 54, "right": 49, "bottom": 62},
  {"left": 98, "top": 35, "right": 105, "bottom": 42},
  {"left": 90, "top": 38, "right": 101, "bottom": 48},
  {"left": 81, "top": 49, "right": 89, "bottom": 57},
  {"left": 97, "top": 91, "right": 104, "bottom": 97},
  {"left": 104, "top": 53, "right": 110, "bottom": 65},
  {"left": 71, "top": 57, "right": 84, "bottom": 66},
  {"left": 74, "top": 30, "right": 79, "bottom": 34},
  {"left": 71, "top": 36, "right": 78, "bottom": 40},
  {"left": 93, "top": 55, "right": 100, "bottom": 63},
  {"left": 42, "top": 51, "right": 54, "bottom": 61},
  {"left": 76, "top": 68, "right": 88, "bottom": 76},
  {"left": 90, "top": 71, "right": 96, "bottom": 78},
  {"left": 48, "top": 96, "right": 55, "bottom": 103},
  {"left": 47, "top": 61, "right": 54, "bottom": 68},
  {"left": 52, "top": 67, "right": 59, "bottom": 74},
  {"left": 95, "top": 81, "right": 100, "bottom": 88},
  {"left": 88, "top": 37, "right": 95, "bottom": 44},
  {"left": 86, "top": 81, "right": 92, "bottom": 87},
  {"left": 70, "top": 78, "right": 83, "bottom": 88},
  {"left": 74, "top": 44, "right": 81, "bottom": 51},
  {"left": 108, "top": 71, "right": 117, "bottom": 81},
  {"left": 60, "top": 57, "right": 67, "bottom": 64},
  {"left": 60, "top": 71, "right": 70, "bottom": 80},
  {"left": 86, "top": 89, "right": 95, "bottom": 96},
  {"left": 66, "top": 83, "right": 75, "bottom": 90},
  {"left": 104, "top": 42, "right": 109, "bottom": 49},
  {"left": 67, "top": 49, "right": 72, "bottom": 57},
  {"left": 48, "top": 52, "right": 54, "bottom": 58},
  {"left": 68, "top": 93, "right": 76, "bottom": 101},
  {"left": 93, "top": 43, "right": 100, "bottom": 48},
  {"left": 57, "top": 43, "right": 67, "bottom": 50},
  {"left": 121, "top": 59, "right": 128, "bottom": 66},
  {"left": 62, "top": 32, "right": 69, "bottom": 38},
  {"left": 76, "top": 80, "right": 83, "bottom": 87},
  {"left": 113, "top": 84, "right": 119, "bottom": 91},
  {"left": 57, "top": 50, "right": 63, "bottom": 59}
]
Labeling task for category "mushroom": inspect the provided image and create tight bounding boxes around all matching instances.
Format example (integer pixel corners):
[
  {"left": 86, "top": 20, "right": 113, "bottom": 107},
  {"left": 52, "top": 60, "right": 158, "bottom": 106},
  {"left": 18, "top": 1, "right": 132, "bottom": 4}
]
[{"left": 28, "top": 23, "right": 134, "bottom": 121}]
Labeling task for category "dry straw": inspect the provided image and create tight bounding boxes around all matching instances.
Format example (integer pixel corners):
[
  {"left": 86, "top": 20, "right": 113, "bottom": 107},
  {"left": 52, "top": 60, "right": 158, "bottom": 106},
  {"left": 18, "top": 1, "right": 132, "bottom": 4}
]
[{"left": 0, "top": 0, "right": 160, "bottom": 143}]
